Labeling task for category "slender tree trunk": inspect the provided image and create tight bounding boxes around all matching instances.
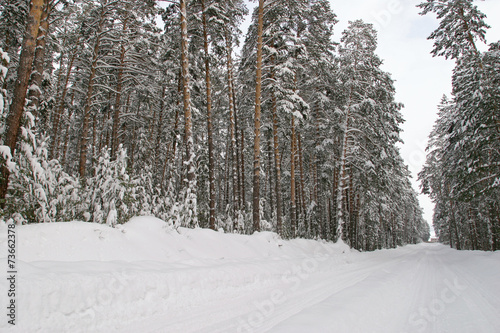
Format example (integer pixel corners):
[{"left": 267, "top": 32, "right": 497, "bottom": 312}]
[
  {"left": 240, "top": 128, "right": 246, "bottom": 208},
  {"left": 266, "top": 133, "right": 274, "bottom": 223},
  {"left": 233, "top": 86, "right": 242, "bottom": 212},
  {"left": 161, "top": 74, "right": 182, "bottom": 188},
  {"left": 270, "top": 57, "right": 282, "bottom": 235},
  {"left": 201, "top": 0, "right": 215, "bottom": 230},
  {"left": 348, "top": 171, "right": 356, "bottom": 245},
  {"left": 111, "top": 15, "right": 128, "bottom": 157},
  {"left": 50, "top": 51, "right": 66, "bottom": 156},
  {"left": 291, "top": 116, "right": 297, "bottom": 237},
  {"left": 92, "top": 113, "right": 97, "bottom": 173},
  {"left": 0, "top": 0, "right": 44, "bottom": 206},
  {"left": 104, "top": 91, "right": 112, "bottom": 149},
  {"left": 224, "top": 135, "right": 231, "bottom": 213},
  {"left": 297, "top": 132, "right": 306, "bottom": 223},
  {"left": 155, "top": 86, "right": 166, "bottom": 154},
  {"left": 294, "top": 133, "right": 301, "bottom": 231},
  {"left": 225, "top": 28, "right": 239, "bottom": 224},
  {"left": 51, "top": 45, "right": 78, "bottom": 159},
  {"left": 60, "top": 112, "right": 72, "bottom": 169},
  {"left": 180, "top": 0, "right": 196, "bottom": 226},
  {"left": 252, "top": 0, "right": 264, "bottom": 232},
  {"left": 450, "top": 200, "right": 461, "bottom": 250},
  {"left": 148, "top": 98, "right": 157, "bottom": 145},
  {"left": 27, "top": 0, "right": 50, "bottom": 114},
  {"left": 313, "top": 102, "right": 323, "bottom": 237},
  {"left": 78, "top": 4, "right": 106, "bottom": 179},
  {"left": 129, "top": 96, "right": 141, "bottom": 172}
]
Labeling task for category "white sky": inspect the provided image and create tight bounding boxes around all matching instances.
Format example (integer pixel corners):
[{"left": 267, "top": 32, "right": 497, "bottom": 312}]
[{"left": 241, "top": 0, "right": 500, "bottom": 236}]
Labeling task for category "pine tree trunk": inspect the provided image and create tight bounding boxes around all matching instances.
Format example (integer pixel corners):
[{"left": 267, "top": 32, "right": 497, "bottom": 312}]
[
  {"left": 148, "top": 98, "right": 157, "bottom": 146},
  {"left": 233, "top": 88, "right": 242, "bottom": 212},
  {"left": 266, "top": 133, "right": 274, "bottom": 223},
  {"left": 201, "top": 0, "right": 215, "bottom": 230},
  {"left": 180, "top": 0, "right": 196, "bottom": 226},
  {"left": 449, "top": 197, "right": 461, "bottom": 250},
  {"left": 294, "top": 134, "right": 301, "bottom": 231},
  {"left": 155, "top": 86, "right": 166, "bottom": 155},
  {"left": 111, "top": 15, "right": 128, "bottom": 157},
  {"left": 27, "top": 0, "right": 50, "bottom": 114},
  {"left": 240, "top": 128, "right": 246, "bottom": 208},
  {"left": 92, "top": 113, "right": 97, "bottom": 174},
  {"left": 252, "top": 0, "right": 264, "bottom": 232},
  {"left": 271, "top": 57, "right": 282, "bottom": 236},
  {"left": 78, "top": 4, "right": 106, "bottom": 179},
  {"left": 51, "top": 46, "right": 78, "bottom": 159},
  {"left": 297, "top": 132, "right": 306, "bottom": 225},
  {"left": 225, "top": 27, "right": 239, "bottom": 224},
  {"left": 60, "top": 113, "right": 72, "bottom": 169},
  {"left": 290, "top": 116, "right": 297, "bottom": 237},
  {"left": 224, "top": 135, "right": 231, "bottom": 213},
  {"left": 161, "top": 73, "right": 182, "bottom": 188},
  {"left": 0, "top": 0, "right": 44, "bottom": 206},
  {"left": 129, "top": 96, "right": 141, "bottom": 172},
  {"left": 50, "top": 51, "right": 66, "bottom": 157},
  {"left": 103, "top": 92, "right": 112, "bottom": 150}
]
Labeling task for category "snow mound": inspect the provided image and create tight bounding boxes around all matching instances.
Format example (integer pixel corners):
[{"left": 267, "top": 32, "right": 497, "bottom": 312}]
[
  {"left": 3, "top": 216, "right": 348, "bottom": 263},
  {"left": 0, "top": 217, "right": 351, "bottom": 332}
]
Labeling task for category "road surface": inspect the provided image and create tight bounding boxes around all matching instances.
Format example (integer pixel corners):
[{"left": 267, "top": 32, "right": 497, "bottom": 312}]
[{"left": 124, "top": 243, "right": 500, "bottom": 333}]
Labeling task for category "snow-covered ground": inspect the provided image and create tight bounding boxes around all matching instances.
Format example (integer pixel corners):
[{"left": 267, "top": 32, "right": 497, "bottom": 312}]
[{"left": 1, "top": 217, "right": 499, "bottom": 332}]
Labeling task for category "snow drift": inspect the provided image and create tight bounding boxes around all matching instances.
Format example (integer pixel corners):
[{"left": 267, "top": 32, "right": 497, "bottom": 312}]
[{"left": 0, "top": 217, "right": 350, "bottom": 332}]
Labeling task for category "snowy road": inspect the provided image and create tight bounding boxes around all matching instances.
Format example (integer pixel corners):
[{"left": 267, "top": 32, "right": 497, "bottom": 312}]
[
  {"left": 1, "top": 220, "right": 499, "bottom": 333},
  {"left": 126, "top": 243, "right": 500, "bottom": 333}
]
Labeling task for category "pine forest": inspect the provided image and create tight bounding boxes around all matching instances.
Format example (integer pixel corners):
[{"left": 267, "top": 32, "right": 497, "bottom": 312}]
[{"left": 7, "top": 0, "right": 500, "bottom": 253}]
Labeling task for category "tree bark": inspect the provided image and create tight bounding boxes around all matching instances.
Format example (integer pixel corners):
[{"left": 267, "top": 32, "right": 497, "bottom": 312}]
[
  {"left": 27, "top": 0, "right": 51, "bottom": 114},
  {"left": 240, "top": 128, "right": 246, "bottom": 208},
  {"left": 51, "top": 44, "right": 78, "bottom": 159},
  {"left": 129, "top": 96, "right": 141, "bottom": 172},
  {"left": 180, "top": 0, "right": 196, "bottom": 226},
  {"left": 155, "top": 86, "right": 166, "bottom": 156},
  {"left": 224, "top": 27, "right": 239, "bottom": 225},
  {"left": 161, "top": 73, "right": 182, "bottom": 189},
  {"left": 252, "top": 0, "right": 264, "bottom": 232},
  {"left": 111, "top": 14, "right": 129, "bottom": 157},
  {"left": 0, "top": 0, "right": 44, "bottom": 206},
  {"left": 297, "top": 131, "right": 306, "bottom": 226},
  {"left": 78, "top": 3, "right": 106, "bottom": 179},
  {"left": 291, "top": 116, "right": 297, "bottom": 237},
  {"left": 201, "top": 0, "right": 216, "bottom": 230},
  {"left": 267, "top": 132, "right": 274, "bottom": 223},
  {"left": 270, "top": 56, "right": 282, "bottom": 236}
]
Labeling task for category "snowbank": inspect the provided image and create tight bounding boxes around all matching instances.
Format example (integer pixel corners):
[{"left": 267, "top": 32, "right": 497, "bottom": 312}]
[
  {"left": 3, "top": 216, "right": 350, "bottom": 263},
  {"left": 0, "top": 217, "right": 351, "bottom": 332}
]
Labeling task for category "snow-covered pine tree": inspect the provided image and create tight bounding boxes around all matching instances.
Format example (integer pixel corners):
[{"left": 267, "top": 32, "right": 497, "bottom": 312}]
[
  {"left": 3, "top": 109, "right": 81, "bottom": 224},
  {"left": 419, "top": 0, "right": 499, "bottom": 250},
  {"left": 334, "top": 20, "right": 416, "bottom": 249},
  {"left": 86, "top": 145, "right": 133, "bottom": 226}
]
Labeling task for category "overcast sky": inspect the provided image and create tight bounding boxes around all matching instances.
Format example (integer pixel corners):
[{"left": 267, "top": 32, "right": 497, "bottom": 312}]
[{"left": 241, "top": 0, "right": 500, "bottom": 235}]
